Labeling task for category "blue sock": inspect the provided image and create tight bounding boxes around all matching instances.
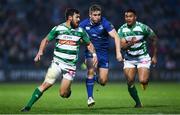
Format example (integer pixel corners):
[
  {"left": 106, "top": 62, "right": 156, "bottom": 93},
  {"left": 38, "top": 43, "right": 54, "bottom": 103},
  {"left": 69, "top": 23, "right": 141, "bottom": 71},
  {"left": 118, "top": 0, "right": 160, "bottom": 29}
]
[{"left": 86, "top": 78, "right": 94, "bottom": 98}]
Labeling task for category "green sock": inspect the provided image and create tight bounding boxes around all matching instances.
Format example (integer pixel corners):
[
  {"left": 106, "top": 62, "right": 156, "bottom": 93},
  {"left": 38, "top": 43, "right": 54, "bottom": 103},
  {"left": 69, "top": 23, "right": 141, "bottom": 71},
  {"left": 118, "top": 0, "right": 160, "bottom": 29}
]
[
  {"left": 128, "top": 84, "right": 141, "bottom": 105},
  {"left": 26, "top": 88, "right": 43, "bottom": 109}
]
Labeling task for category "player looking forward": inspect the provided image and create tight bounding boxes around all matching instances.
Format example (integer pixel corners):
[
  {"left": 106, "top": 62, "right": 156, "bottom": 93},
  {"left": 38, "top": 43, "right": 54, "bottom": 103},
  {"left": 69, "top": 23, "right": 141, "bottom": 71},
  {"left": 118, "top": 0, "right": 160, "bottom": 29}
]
[
  {"left": 118, "top": 9, "right": 158, "bottom": 107},
  {"left": 79, "top": 4, "right": 123, "bottom": 107}
]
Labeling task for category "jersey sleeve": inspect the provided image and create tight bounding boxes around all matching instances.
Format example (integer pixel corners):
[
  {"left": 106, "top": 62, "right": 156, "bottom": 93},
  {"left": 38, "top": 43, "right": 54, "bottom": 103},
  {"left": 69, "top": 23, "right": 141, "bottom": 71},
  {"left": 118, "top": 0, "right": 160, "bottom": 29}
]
[
  {"left": 143, "top": 24, "right": 156, "bottom": 38},
  {"left": 47, "top": 26, "right": 58, "bottom": 41},
  {"left": 81, "top": 29, "right": 90, "bottom": 45},
  {"left": 103, "top": 18, "right": 114, "bottom": 32}
]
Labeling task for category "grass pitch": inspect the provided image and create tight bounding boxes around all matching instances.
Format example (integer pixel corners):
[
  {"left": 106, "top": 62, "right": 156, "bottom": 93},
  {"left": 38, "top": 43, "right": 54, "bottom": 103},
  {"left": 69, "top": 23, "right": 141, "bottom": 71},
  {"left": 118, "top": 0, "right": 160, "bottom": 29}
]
[{"left": 0, "top": 82, "right": 180, "bottom": 114}]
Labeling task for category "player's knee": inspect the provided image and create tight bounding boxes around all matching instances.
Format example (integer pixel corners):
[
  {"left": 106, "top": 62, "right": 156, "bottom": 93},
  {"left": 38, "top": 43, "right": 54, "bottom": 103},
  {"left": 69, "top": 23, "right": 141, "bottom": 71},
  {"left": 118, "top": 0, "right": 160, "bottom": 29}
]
[
  {"left": 100, "top": 82, "right": 106, "bottom": 86},
  {"left": 127, "top": 80, "right": 134, "bottom": 86},
  {"left": 127, "top": 78, "right": 134, "bottom": 84},
  {"left": 88, "top": 69, "right": 94, "bottom": 76},
  {"left": 99, "top": 78, "right": 107, "bottom": 86},
  {"left": 59, "top": 90, "right": 66, "bottom": 98},
  {"left": 59, "top": 90, "right": 71, "bottom": 98},
  {"left": 39, "top": 82, "right": 52, "bottom": 92},
  {"left": 140, "top": 80, "right": 148, "bottom": 85},
  {"left": 60, "top": 92, "right": 67, "bottom": 98}
]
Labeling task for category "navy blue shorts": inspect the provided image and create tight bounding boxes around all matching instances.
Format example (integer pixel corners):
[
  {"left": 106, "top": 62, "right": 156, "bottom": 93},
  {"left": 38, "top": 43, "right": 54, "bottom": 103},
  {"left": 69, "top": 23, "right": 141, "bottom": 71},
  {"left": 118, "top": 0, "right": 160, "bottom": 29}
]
[{"left": 85, "top": 50, "right": 109, "bottom": 68}]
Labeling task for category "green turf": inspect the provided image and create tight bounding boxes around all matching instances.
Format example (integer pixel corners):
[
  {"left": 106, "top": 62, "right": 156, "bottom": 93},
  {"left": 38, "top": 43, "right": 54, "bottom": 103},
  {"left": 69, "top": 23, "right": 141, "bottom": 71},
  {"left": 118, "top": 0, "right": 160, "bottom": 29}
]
[{"left": 0, "top": 82, "right": 180, "bottom": 114}]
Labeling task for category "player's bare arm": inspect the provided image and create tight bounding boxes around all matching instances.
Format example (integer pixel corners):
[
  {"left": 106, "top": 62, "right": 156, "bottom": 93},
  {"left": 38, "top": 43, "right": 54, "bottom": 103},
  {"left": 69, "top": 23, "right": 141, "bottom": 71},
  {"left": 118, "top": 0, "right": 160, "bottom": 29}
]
[
  {"left": 150, "top": 35, "right": 158, "bottom": 65},
  {"left": 108, "top": 29, "right": 123, "bottom": 61},
  {"left": 120, "top": 38, "right": 132, "bottom": 50},
  {"left": 87, "top": 42, "right": 98, "bottom": 67},
  {"left": 34, "top": 37, "right": 49, "bottom": 62},
  {"left": 120, "top": 37, "right": 139, "bottom": 50}
]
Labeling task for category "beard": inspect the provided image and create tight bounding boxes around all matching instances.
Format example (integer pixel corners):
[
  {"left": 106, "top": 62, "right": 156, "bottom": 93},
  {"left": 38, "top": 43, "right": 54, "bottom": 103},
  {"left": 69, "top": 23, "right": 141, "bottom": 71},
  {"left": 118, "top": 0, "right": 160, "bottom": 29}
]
[{"left": 70, "top": 21, "right": 78, "bottom": 29}]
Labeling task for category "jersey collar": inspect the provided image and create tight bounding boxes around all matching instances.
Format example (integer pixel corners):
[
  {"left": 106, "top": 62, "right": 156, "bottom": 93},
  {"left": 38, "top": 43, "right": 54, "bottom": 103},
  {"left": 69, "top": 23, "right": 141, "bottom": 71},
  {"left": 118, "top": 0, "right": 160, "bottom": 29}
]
[
  {"left": 127, "top": 21, "right": 137, "bottom": 29},
  {"left": 88, "top": 18, "right": 102, "bottom": 26},
  {"left": 63, "top": 22, "right": 72, "bottom": 29}
]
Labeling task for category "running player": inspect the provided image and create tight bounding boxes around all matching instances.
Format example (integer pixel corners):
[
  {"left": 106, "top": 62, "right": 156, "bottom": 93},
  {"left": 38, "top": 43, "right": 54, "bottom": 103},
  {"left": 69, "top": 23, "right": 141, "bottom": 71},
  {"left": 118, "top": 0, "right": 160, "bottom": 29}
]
[
  {"left": 118, "top": 9, "right": 158, "bottom": 108},
  {"left": 21, "top": 8, "right": 97, "bottom": 112},
  {"left": 80, "top": 4, "right": 123, "bottom": 107}
]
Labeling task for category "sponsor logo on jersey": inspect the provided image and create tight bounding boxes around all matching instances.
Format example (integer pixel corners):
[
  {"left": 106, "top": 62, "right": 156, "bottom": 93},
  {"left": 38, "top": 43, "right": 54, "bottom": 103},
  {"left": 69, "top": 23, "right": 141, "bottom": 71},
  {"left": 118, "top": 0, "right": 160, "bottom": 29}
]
[
  {"left": 63, "top": 35, "right": 73, "bottom": 39},
  {"left": 59, "top": 40, "right": 76, "bottom": 46},
  {"left": 92, "top": 34, "right": 97, "bottom": 37}
]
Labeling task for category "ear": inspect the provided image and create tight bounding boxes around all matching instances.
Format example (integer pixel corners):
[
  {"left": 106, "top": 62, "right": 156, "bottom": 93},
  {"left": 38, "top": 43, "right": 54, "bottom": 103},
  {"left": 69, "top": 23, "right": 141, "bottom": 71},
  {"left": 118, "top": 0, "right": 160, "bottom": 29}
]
[
  {"left": 89, "top": 12, "right": 91, "bottom": 18},
  {"left": 68, "top": 16, "right": 73, "bottom": 21},
  {"left": 135, "top": 15, "right": 137, "bottom": 20}
]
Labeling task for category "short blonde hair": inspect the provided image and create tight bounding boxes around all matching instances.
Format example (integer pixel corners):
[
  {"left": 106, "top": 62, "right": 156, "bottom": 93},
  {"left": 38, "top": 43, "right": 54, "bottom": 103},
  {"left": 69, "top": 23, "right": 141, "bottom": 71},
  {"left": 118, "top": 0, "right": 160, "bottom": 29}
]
[{"left": 89, "top": 4, "right": 101, "bottom": 14}]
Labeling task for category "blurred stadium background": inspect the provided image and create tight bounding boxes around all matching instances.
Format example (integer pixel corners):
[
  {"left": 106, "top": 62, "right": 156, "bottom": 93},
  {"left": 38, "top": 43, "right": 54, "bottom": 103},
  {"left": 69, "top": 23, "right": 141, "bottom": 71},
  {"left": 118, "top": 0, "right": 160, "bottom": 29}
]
[
  {"left": 0, "top": 0, "right": 180, "bottom": 82},
  {"left": 0, "top": 0, "right": 180, "bottom": 114}
]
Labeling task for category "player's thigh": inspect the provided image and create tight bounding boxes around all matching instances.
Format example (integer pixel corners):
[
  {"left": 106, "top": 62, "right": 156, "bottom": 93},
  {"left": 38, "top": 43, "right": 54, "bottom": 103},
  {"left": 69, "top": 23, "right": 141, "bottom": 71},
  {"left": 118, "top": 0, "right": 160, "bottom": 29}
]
[
  {"left": 99, "top": 68, "right": 108, "bottom": 80},
  {"left": 124, "top": 68, "right": 136, "bottom": 83},
  {"left": 123, "top": 60, "right": 136, "bottom": 82},
  {"left": 43, "top": 62, "right": 61, "bottom": 90},
  {"left": 137, "top": 67, "right": 150, "bottom": 83},
  {"left": 137, "top": 59, "right": 151, "bottom": 83},
  {"left": 60, "top": 78, "right": 72, "bottom": 94}
]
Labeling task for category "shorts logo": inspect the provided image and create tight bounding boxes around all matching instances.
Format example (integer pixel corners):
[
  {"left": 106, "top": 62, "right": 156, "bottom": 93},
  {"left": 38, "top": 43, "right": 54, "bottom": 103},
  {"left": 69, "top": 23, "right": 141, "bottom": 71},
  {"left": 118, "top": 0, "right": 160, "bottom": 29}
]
[
  {"left": 68, "top": 69, "right": 75, "bottom": 77},
  {"left": 105, "top": 63, "right": 109, "bottom": 67},
  {"left": 141, "top": 60, "right": 148, "bottom": 64}
]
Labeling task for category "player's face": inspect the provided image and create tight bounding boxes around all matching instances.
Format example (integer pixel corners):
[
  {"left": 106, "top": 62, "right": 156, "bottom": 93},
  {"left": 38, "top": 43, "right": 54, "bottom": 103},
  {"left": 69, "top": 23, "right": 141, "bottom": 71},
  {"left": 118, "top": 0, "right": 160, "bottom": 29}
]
[
  {"left": 71, "top": 13, "right": 80, "bottom": 28},
  {"left": 125, "top": 12, "right": 136, "bottom": 26},
  {"left": 89, "top": 11, "right": 101, "bottom": 24}
]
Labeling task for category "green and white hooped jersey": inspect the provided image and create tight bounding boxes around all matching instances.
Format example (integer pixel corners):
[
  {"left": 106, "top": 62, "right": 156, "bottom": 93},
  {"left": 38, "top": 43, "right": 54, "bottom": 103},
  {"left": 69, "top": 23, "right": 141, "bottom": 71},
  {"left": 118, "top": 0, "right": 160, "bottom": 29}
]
[
  {"left": 47, "top": 22, "right": 90, "bottom": 66},
  {"left": 118, "top": 21, "right": 155, "bottom": 59}
]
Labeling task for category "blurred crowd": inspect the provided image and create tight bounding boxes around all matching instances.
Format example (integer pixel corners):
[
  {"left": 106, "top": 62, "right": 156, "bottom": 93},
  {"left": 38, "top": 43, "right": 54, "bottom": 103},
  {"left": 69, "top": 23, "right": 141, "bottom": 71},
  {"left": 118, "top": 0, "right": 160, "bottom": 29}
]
[{"left": 0, "top": 0, "right": 179, "bottom": 69}]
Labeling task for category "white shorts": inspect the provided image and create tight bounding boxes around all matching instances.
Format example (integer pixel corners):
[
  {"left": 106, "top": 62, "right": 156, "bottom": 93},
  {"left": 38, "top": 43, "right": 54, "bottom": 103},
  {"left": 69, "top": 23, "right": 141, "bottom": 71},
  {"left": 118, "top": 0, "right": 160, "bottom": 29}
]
[
  {"left": 123, "top": 55, "right": 151, "bottom": 69},
  {"left": 44, "top": 60, "right": 76, "bottom": 84}
]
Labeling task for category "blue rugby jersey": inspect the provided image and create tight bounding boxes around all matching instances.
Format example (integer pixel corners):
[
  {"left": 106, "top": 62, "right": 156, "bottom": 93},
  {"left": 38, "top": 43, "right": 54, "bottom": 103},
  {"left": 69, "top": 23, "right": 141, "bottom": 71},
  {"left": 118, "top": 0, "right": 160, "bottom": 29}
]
[{"left": 79, "top": 17, "right": 114, "bottom": 51}]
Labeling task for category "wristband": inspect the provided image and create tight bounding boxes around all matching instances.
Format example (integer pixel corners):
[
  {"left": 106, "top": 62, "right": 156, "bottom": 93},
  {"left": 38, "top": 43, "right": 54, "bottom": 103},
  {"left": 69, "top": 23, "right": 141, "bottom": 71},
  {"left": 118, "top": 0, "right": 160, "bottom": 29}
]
[{"left": 92, "top": 53, "right": 97, "bottom": 57}]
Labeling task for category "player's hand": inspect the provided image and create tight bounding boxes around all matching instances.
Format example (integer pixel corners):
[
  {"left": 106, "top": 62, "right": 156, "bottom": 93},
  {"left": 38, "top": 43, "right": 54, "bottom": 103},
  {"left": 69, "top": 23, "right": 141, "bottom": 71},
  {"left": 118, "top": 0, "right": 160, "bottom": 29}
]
[
  {"left": 151, "top": 56, "right": 157, "bottom": 65},
  {"left": 116, "top": 52, "right": 123, "bottom": 62},
  {"left": 130, "top": 37, "right": 139, "bottom": 45},
  {"left": 92, "top": 53, "right": 98, "bottom": 67},
  {"left": 124, "top": 37, "right": 138, "bottom": 49},
  {"left": 34, "top": 52, "right": 43, "bottom": 62}
]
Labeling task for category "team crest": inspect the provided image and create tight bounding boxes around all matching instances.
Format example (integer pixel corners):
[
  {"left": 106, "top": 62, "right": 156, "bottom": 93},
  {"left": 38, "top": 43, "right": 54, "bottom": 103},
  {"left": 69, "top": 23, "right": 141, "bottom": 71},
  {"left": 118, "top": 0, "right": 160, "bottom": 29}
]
[
  {"left": 85, "top": 26, "right": 90, "bottom": 30},
  {"left": 98, "top": 25, "right": 103, "bottom": 30}
]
